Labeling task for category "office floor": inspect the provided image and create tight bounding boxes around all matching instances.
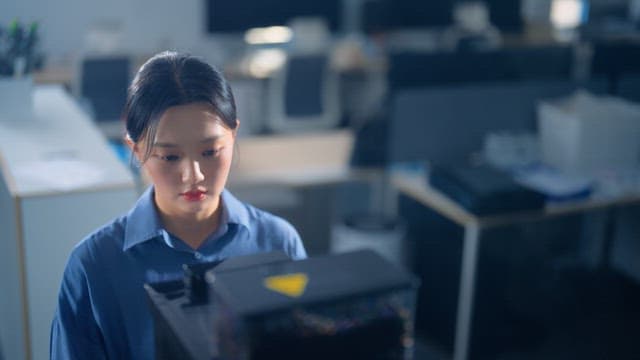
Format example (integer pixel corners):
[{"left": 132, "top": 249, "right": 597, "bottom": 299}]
[
  {"left": 495, "top": 268, "right": 640, "bottom": 360},
  {"left": 414, "top": 335, "right": 449, "bottom": 360},
  {"left": 412, "top": 268, "right": 640, "bottom": 360}
]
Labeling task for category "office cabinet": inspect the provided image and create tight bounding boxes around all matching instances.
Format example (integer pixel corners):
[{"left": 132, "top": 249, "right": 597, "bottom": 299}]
[{"left": 0, "top": 86, "right": 137, "bottom": 360}]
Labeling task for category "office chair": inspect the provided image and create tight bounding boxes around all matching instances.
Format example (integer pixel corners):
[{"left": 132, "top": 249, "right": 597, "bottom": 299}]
[
  {"left": 266, "top": 53, "right": 341, "bottom": 133},
  {"left": 76, "top": 55, "right": 130, "bottom": 138}
]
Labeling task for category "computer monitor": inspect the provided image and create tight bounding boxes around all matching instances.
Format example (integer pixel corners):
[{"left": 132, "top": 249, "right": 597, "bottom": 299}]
[
  {"left": 485, "top": 0, "right": 524, "bottom": 33},
  {"left": 363, "top": 0, "right": 523, "bottom": 33},
  {"left": 387, "top": 46, "right": 574, "bottom": 92},
  {"left": 205, "top": 0, "right": 343, "bottom": 33},
  {"left": 387, "top": 51, "right": 511, "bottom": 91},
  {"left": 362, "top": 0, "right": 453, "bottom": 33},
  {"left": 266, "top": 53, "right": 341, "bottom": 133}
]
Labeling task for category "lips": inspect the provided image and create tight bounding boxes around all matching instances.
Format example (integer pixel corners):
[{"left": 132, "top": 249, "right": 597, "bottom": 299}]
[{"left": 181, "top": 190, "right": 207, "bottom": 201}]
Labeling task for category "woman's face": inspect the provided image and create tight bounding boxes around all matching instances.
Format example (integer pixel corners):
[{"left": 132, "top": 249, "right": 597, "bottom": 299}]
[{"left": 135, "top": 102, "right": 236, "bottom": 220}]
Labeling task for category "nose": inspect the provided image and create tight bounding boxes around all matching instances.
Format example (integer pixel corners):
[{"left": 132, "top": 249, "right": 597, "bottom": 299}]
[{"left": 182, "top": 159, "right": 205, "bottom": 184}]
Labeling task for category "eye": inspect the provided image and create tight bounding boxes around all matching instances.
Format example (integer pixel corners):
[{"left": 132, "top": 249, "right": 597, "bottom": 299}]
[
  {"left": 202, "top": 148, "right": 222, "bottom": 157},
  {"left": 160, "top": 154, "right": 180, "bottom": 162}
]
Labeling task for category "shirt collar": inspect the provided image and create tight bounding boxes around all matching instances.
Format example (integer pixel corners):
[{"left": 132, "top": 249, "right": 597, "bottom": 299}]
[
  {"left": 123, "top": 187, "right": 164, "bottom": 251},
  {"left": 220, "top": 188, "right": 251, "bottom": 232},
  {"left": 123, "top": 187, "right": 251, "bottom": 251}
]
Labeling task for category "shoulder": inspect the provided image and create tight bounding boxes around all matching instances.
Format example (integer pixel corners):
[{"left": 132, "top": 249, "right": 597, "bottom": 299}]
[
  {"left": 246, "top": 203, "right": 296, "bottom": 234},
  {"left": 224, "top": 189, "right": 297, "bottom": 239},
  {"left": 244, "top": 202, "right": 299, "bottom": 242},
  {"left": 233, "top": 198, "right": 307, "bottom": 260},
  {"left": 64, "top": 215, "right": 127, "bottom": 277}
]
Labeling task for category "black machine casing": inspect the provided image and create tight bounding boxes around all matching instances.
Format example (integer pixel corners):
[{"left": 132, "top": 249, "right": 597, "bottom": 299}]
[
  {"left": 429, "top": 164, "right": 546, "bottom": 216},
  {"left": 146, "top": 250, "right": 419, "bottom": 360}
]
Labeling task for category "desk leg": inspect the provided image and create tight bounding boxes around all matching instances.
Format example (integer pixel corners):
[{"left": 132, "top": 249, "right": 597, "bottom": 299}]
[
  {"left": 600, "top": 207, "right": 617, "bottom": 269},
  {"left": 453, "top": 224, "right": 480, "bottom": 360}
]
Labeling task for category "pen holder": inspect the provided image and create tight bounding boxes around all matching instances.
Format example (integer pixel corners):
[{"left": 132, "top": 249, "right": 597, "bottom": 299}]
[{"left": 0, "top": 75, "right": 34, "bottom": 122}]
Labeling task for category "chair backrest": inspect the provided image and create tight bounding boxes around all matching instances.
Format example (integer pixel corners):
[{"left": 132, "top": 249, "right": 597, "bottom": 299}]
[
  {"left": 267, "top": 53, "right": 341, "bottom": 133},
  {"left": 78, "top": 56, "right": 130, "bottom": 122}
]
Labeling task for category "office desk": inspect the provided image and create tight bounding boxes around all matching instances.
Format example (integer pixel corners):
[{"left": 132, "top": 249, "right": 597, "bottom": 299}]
[
  {"left": 229, "top": 130, "right": 383, "bottom": 256},
  {"left": 230, "top": 130, "right": 380, "bottom": 187},
  {"left": 391, "top": 170, "right": 640, "bottom": 360}
]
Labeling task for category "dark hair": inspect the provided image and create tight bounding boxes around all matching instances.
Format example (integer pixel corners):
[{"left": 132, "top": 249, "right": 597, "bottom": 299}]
[{"left": 124, "top": 51, "right": 238, "bottom": 162}]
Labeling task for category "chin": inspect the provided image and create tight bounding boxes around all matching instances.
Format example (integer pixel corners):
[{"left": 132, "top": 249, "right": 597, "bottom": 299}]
[{"left": 181, "top": 196, "right": 216, "bottom": 214}]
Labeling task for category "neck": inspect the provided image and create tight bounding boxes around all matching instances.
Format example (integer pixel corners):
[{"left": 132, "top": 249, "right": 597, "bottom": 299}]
[{"left": 158, "top": 197, "right": 222, "bottom": 250}]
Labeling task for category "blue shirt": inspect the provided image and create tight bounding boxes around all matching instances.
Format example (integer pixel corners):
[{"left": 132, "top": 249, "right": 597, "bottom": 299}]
[{"left": 50, "top": 187, "right": 307, "bottom": 360}]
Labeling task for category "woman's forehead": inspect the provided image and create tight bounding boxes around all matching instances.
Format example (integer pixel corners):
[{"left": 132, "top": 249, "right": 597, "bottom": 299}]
[{"left": 153, "top": 103, "right": 230, "bottom": 143}]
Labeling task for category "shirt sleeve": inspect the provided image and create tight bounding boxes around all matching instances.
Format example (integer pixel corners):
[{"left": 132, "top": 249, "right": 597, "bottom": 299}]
[
  {"left": 283, "top": 220, "right": 308, "bottom": 260},
  {"left": 50, "top": 254, "right": 107, "bottom": 360}
]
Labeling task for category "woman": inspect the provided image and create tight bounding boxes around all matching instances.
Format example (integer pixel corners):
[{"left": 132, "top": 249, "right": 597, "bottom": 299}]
[{"left": 50, "top": 51, "right": 307, "bottom": 359}]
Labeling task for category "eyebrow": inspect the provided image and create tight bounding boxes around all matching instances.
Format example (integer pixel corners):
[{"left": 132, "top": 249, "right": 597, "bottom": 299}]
[{"left": 152, "top": 136, "right": 224, "bottom": 148}]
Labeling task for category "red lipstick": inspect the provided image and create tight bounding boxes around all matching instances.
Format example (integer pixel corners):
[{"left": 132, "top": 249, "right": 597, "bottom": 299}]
[{"left": 182, "top": 190, "right": 206, "bottom": 201}]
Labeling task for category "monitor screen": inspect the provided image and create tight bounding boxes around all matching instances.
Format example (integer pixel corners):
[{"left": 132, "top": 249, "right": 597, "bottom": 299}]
[
  {"left": 362, "top": 0, "right": 453, "bottom": 32},
  {"left": 485, "top": 0, "right": 524, "bottom": 33},
  {"left": 206, "top": 0, "right": 342, "bottom": 33},
  {"left": 362, "top": 0, "right": 524, "bottom": 33}
]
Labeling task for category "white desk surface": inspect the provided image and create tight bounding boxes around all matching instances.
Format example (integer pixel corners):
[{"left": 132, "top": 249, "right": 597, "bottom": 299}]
[
  {"left": 0, "top": 85, "right": 134, "bottom": 197},
  {"left": 391, "top": 170, "right": 640, "bottom": 229}
]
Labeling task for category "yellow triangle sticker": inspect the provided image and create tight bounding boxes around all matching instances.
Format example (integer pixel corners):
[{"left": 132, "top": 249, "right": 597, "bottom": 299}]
[{"left": 263, "top": 273, "right": 309, "bottom": 298}]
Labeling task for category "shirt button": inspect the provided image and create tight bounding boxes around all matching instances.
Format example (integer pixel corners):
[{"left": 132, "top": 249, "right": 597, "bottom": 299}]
[{"left": 194, "top": 253, "right": 204, "bottom": 260}]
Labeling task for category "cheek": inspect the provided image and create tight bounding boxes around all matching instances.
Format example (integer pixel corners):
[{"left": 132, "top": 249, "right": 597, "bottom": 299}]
[
  {"left": 144, "top": 163, "right": 179, "bottom": 187},
  {"left": 203, "top": 157, "right": 232, "bottom": 181}
]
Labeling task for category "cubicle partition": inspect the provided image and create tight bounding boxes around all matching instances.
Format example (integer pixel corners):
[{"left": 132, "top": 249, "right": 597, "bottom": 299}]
[{"left": 386, "top": 79, "right": 606, "bottom": 165}]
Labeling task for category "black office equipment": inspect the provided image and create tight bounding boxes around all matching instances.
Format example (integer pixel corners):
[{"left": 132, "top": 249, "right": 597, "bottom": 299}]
[
  {"left": 500, "top": 46, "right": 574, "bottom": 80},
  {"left": 485, "top": 0, "right": 524, "bottom": 33},
  {"left": 388, "top": 46, "right": 574, "bottom": 91},
  {"left": 362, "top": 0, "right": 524, "bottom": 34},
  {"left": 428, "top": 164, "right": 545, "bottom": 216},
  {"left": 146, "top": 250, "right": 419, "bottom": 360},
  {"left": 388, "top": 51, "right": 510, "bottom": 91},
  {"left": 205, "top": 0, "right": 342, "bottom": 33},
  {"left": 147, "top": 252, "right": 291, "bottom": 360},
  {"left": 362, "top": 0, "right": 453, "bottom": 33}
]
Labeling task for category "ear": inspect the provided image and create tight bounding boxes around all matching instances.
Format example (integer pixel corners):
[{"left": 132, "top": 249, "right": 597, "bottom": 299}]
[
  {"left": 125, "top": 135, "right": 135, "bottom": 151},
  {"left": 125, "top": 135, "right": 143, "bottom": 164},
  {"left": 232, "top": 119, "right": 241, "bottom": 137}
]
